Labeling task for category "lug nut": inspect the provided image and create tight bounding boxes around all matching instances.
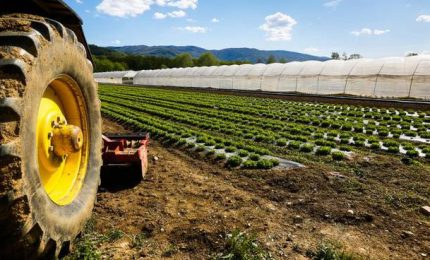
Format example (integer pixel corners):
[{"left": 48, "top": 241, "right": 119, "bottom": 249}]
[
  {"left": 48, "top": 146, "right": 54, "bottom": 152},
  {"left": 48, "top": 132, "right": 53, "bottom": 139}
]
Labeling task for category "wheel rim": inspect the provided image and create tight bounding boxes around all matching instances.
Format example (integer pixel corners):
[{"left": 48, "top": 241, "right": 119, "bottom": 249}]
[{"left": 36, "top": 75, "right": 89, "bottom": 206}]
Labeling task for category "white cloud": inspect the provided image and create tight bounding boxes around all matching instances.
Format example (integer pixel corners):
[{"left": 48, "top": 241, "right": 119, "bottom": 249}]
[
  {"left": 154, "top": 12, "right": 167, "bottom": 19},
  {"left": 351, "top": 28, "right": 372, "bottom": 36},
  {"left": 351, "top": 28, "right": 389, "bottom": 36},
  {"left": 373, "top": 29, "right": 390, "bottom": 35},
  {"left": 154, "top": 10, "right": 186, "bottom": 19},
  {"left": 167, "top": 0, "right": 198, "bottom": 9},
  {"left": 112, "top": 40, "right": 121, "bottom": 45},
  {"left": 416, "top": 15, "right": 430, "bottom": 23},
  {"left": 324, "top": 0, "right": 342, "bottom": 7},
  {"left": 75, "top": 0, "right": 83, "bottom": 3},
  {"left": 96, "top": 0, "right": 153, "bottom": 17},
  {"left": 304, "top": 47, "right": 319, "bottom": 53},
  {"left": 186, "top": 18, "right": 196, "bottom": 22},
  {"left": 179, "top": 26, "right": 207, "bottom": 33},
  {"left": 85, "top": 9, "right": 91, "bottom": 13},
  {"left": 97, "top": 0, "right": 197, "bottom": 18},
  {"left": 168, "top": 10, "right": 186, "bottom": 18},
  {"left": 211, "top": 18, "right": 220, "bottom": 23},
  {"left": 260, "top": 12, "right": 297, "bottom": 41}
]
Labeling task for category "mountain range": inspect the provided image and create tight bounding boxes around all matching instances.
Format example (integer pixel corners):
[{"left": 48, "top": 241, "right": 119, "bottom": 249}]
[{"left": 106, "top": 45, "right": 329, "bottom": 63}]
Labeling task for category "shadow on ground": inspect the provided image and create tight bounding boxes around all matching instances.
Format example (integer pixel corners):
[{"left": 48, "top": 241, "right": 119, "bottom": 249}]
[{"left": 100, "top": 164, "right": 142, "bottom": 192}]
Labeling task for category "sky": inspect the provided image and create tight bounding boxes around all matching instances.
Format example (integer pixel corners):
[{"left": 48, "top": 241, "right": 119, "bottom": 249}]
[{"left": 63, "top": 0, "right": 430, "bottom": 58}]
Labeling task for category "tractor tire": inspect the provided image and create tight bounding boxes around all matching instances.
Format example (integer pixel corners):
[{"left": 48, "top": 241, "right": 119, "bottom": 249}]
[{"left": 0, "top": 15, "right": 102, "bottom": 258}]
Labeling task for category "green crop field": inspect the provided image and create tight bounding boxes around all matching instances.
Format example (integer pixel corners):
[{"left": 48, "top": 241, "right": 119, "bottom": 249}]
[{"left": 99, "top": 85, "right": 430, "bottom": 168}]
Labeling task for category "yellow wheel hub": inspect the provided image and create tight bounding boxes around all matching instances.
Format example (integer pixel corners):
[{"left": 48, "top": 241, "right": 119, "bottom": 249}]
[{"left": 36, "top": 76, "right": 89, "bottom": 206}]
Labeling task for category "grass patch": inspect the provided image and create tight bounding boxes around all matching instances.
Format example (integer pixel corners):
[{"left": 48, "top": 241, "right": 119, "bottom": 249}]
[
  {"left": 64, "top": 218, "right": 103, "bottom": 260},
  {"left": 105, "top": 229, "right": 124, "bottom": 242},
  {"left": 308, "top": 240, "right": 362, "bottom": 260},
  {"left": 216, "top": 230, "right": 271, "bottom": 260}
]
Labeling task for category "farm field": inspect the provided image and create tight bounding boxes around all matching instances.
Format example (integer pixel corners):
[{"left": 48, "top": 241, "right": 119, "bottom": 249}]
[
  {"left": 70, "top": 84, "right": 430, "bottom": 259},
  {"left": 99, "top": 85, "right": 430, "bottom": 167}
]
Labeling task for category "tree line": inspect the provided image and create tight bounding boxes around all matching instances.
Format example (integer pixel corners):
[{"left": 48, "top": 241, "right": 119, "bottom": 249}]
[
  {"left": 92, "top": 49, "right": 248, "bottom": 72},
  {"left": 90, "top": 45, "right": 288, "bottom": 72}
]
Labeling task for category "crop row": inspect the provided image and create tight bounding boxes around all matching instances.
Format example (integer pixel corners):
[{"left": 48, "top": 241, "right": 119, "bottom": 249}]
[{"left": 99, "top": 86, "right": 430, "bottom": 163}]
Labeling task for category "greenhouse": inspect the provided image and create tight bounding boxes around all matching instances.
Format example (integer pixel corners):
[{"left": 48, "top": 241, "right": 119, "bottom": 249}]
[
  {"left": 99, "top": 55, "right": 430, "bottom": 99},
  {"left": 94, "top": 71, "right": 136, "bottom": 84}
]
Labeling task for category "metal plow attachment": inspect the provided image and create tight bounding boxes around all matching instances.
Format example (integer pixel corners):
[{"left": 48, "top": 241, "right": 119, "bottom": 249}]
[{"left": 102, "top": 133, "right": 150, "bottom": 178}]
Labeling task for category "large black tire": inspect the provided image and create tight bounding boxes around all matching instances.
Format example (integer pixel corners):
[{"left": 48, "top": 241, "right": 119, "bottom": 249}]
[{"left": 0, "top": 15, "right": 102, "bottom": 258}]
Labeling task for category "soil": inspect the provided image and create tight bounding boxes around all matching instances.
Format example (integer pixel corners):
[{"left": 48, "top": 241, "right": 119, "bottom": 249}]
[{"left": 88, "top": 118, "right": 430, "bottom": 259}]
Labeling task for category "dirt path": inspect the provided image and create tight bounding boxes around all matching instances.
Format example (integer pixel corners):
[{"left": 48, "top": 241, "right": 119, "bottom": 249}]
[{"left": 84, "top": 118, "right": 430, "bottom": 259}]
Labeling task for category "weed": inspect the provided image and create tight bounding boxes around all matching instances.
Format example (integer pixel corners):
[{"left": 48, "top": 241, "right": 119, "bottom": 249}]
[
  {"left": 105, "top": 229, "right": 124, "bottom": 242},
  {"left": 66, "top": 236, "right": 101, "bottom": 260},
  {"left": 216, "top": 230, "right": 271, "bottom": 260},
  {"left": 131, "top": 232, "right": 147, "bottom": 248},
  {"left": 309, "top": 240, "right": 361, "bottom": 260},
  {"left": 162, "top": 244, "right": 178, "bottom": 257}
]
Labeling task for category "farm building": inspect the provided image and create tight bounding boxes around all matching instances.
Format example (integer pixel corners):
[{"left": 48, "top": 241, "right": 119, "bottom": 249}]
[{"left": 95, "top": 55, "right": 430, "bottom": 99}]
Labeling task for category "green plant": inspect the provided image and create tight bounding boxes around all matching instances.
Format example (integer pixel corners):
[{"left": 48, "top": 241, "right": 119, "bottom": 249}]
[
  {"left": 332, "top": 151, "right": 346, "bottom": 161},
  {"left": 270, "top": 158, "right": 280, "bottom": 167},
  {"left": 276, "top": 138, "right": 287, "bottom": 147},
  {"left": 215, "top": 143, "right": 225, "bottom": 149},
  {"left": 370, "top": 142, "right": 380, "bottom": 150},
  {"left": 288, "top": 141, "right": 301, "bottom": 150},
  {"left": 186, "top": 142, "right": 196, "bottom": 149},
  {"left": 310, "top": 240, "right": 361, "bottom": 260},
  {"left": 300, "top": 144, "right": 315, "bottom": 153},
  {"left": 216, "top": 230, "right": 270, "bottom": 260},
  {"left": 249, "top": 153, "right": 260, "bottom": 161},
  {"left": 339, "top": 145, "right": 351, "bottom": 152},
  {"left": 105, "top": 229, "right": 124, "bottom": 242},
  {"left": 206, "top": 149, "right": 216, "bottom": 157},
  {"left": 387, "top": 146, "right": 400, "bottom": 154},
  {"left": 406, "top": 149, "right": 419, "bottom": 158},
  {"left": 226, "top": 155, "right": 242, "bottom": 168},
  {"left": 242, "top": 160, "right": 258, "bottom": 169},
  {"left": 215, "top": 153, "right": 227, "bottom": 161},
  {"left": 132, "top": 232, "right": 148, "bottom": 248},
  {"left": 68, "top": 236, "right": 101, "bottom": 260},
  {"left": 195, "top": 145, "right": 205, "bottom": 152},
  {"left": 256, "top": 159, "right": 274, "bottom": 169},
  {"left": 225, "top": 146, "right": 237, "bottom": 153},
  {"left": 237, "top": 150, "right": 249, "bottom": 157},
  {"left": 316, "top": 146, "right": 331, "bottom": 156}
]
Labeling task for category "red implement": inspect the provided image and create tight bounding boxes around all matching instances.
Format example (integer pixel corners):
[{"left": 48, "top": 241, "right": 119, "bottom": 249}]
[{"left": 102, "top": 133, "right": 150, "bottom": 178}]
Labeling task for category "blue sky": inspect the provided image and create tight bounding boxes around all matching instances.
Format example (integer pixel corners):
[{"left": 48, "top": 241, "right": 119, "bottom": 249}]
[{"left": 64, "top": 0, "right": 430, "bottom": 58}]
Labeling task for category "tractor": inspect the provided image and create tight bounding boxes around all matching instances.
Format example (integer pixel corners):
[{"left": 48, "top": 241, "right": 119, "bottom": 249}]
[{"left": 0, "top": 1, "right": 149, "bottom": 258}]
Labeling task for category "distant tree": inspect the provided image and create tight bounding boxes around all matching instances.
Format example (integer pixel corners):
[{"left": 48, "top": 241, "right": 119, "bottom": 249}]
[
  {"left": 197, "top": 52, "right": 220, "bottom": 66},
  {"left": 348, "top": 53, "right": 362, "bottom": 60},
  {"left": 266, "top": 55, "right": 277, "bottom": 64},
  {"left": 161, "top": 64, "right": 169, "bottom": 69},
  {"left": 173, "top": 53, "right": 194, "bottom": 68},
  {"left": 331, "top": 52, "right": 340, "bottom": 60},
  {"left": 279, "top": 58, "right": 287, "bottom": 63},
  {"left": 256, "top": 58, "right": 264, "bottom": 64},
  {"left": 406, "top": 52, "right": 418, "bottom": 57},
  {"left": 94, "top": 56, "right": 127, "bottom": 72},
  {"left": 342, "top": 52, "right": 348, "bottom": 61}
]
